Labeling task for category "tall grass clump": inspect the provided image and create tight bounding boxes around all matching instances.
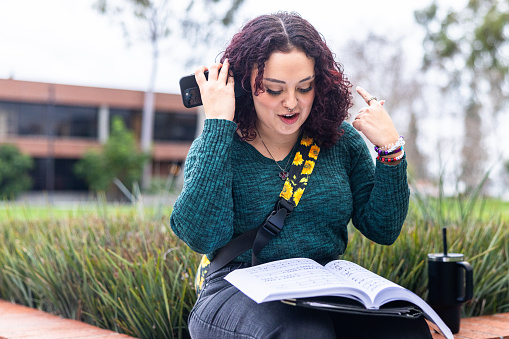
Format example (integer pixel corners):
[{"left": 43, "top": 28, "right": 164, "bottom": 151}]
[
  {"left": 343, "top": 174, "right": 509, "bottom": 317},
  {"left": 0, "top": 210, "right": 200, "bottom": 339}
]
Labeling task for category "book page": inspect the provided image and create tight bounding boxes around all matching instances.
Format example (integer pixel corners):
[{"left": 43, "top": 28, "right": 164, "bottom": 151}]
[
  {"left": 226, "top": 258, "right": 454, "bottom": 339},
  {"left": 325, "top": 260, "right": 402, "bottom": 302},
  {"left": 325, "top": 261, "right": 454, "bottom": 339},
  {"left": 225, "top": 258, "right": 363, "bottom": 303}
]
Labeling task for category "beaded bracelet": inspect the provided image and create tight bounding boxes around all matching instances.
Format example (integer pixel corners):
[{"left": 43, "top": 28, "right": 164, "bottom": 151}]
[
  {"left": 376, "top": 146, "right": 403, "bottom": 156},
  {"left": 377, "top": 150, "right": 405, "bottom": 163},
  {"left": 374, "top": 136, "right": 405, "bottom": 154}
]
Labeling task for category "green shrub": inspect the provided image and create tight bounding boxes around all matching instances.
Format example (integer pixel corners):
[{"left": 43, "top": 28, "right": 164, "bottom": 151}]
[
  {"left": 74, "top": 117, "right": 149, "bottom": 199},
  {"left": 0, "top": 144, "right": 33, "bottom": 200}
]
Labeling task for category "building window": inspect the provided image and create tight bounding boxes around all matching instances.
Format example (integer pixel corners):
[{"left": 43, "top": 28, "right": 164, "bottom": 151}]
[
  {"left": 110, "top": 108, "right": 140, "bottom": 129},
  {"left": 53, "top": 104, "right": 98, "bottom": 138},
  {"left": 0, "top": 101, "right": 98, "bottom": 138},
  {"left": 0, "top": 101, "right": 46, "bottom": 136},
  {"left": 30, "top": 158, "right": 88, "bottom": 191},
  {"left": 154, "top": 112, "right": 197, "bottom": 141}
]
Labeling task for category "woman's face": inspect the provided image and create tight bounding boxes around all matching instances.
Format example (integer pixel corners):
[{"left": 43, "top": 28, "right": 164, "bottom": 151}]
[{"left": 250, "top": 49, "right": 315, "bottom": 139}]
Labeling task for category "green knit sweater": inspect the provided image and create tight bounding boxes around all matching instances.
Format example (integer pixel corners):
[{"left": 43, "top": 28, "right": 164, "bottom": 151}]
[{"left": 170, "top": 119, "right": 410, "bottom": 264}]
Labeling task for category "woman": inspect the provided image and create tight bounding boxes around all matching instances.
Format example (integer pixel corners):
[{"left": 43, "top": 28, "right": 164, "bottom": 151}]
[{"left": 170, "top": 11, "right": 431, "bottom": 339}]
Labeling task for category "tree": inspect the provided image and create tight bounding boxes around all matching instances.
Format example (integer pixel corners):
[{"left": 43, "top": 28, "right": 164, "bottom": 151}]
[
  {"left": 0, "top": 144, "right": 33, "bottom": 200},
  {"left": 415, "top": 0, "right": 509, "bottom": 192},
  {"left": 342, "top": 33, "right": 428, "bottom": 180},
  {"left": 94, "top": 0, "right": 246, "bottom": 189},
  {"left": 74, "top": 117, "right": 149, "bottom": 199}
]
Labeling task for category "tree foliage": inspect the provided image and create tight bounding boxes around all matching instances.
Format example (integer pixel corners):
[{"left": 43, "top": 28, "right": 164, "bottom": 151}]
[
  {"left": 343, "top": 33, "right": 428, "bottom": 180},
  {"left": 415, "top": 0, "right": 509, "bottom": 190},
  {"left": 74, "top": 117, "right": 149, "bottom": 195},
  {"left": 0, "top": 144, "right": 33, "bottom": 200},
  {"left": 94, "top": 0, "right": 246, "bottom": 189},
  {"left": 415, "top": 0, "right": 509, "bottom": 106},
  {"left": 94, "top": 0, "right": 246, "bottom": 54}
]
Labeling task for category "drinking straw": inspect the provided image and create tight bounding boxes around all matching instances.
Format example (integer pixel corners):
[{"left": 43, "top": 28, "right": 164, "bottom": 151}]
[{"left": 442, "top": 227, "right": 448, "bottom": 256}]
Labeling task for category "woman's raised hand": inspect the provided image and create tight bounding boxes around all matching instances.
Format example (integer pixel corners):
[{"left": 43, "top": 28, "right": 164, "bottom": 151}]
[
  {"left": 352, "top": 86, "right": 400, "bottom": 148},
  {"left": 195, "top": 59, "right": 236, "bottom": 121}
]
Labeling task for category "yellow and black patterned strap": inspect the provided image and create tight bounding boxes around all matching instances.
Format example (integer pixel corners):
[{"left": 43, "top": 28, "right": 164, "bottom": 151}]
[
  {"left": 251, "top": 135, "right": 320, "bottom": 265},
  {"left": 194, "top": 135, "right": 320, "bottom": 296},
  {"left": 280, "top": 135, "right": 320, "bottom": 207},
  {"left": 194, "top": 255, "right": 210, "bottom": 296}
]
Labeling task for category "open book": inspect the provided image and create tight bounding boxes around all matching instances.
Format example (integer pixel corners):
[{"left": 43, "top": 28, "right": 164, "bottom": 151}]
[{"left": 225, "top": 258, "right": 453, "bottom": 339}]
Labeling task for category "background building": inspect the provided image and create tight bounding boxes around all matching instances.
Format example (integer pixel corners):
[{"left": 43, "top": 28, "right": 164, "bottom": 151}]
[{"left": 0, "top": 78, "right": 198, "bottom": 192}]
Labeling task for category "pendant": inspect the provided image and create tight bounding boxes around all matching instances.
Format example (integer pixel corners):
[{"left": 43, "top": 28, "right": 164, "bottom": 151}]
[{"left": 279, "top": 171, "right": 289, "bottom": 181}]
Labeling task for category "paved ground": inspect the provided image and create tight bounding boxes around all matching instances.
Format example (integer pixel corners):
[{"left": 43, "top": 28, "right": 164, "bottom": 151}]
[
  {"left": 0, "top": 299, "right": 507, "bottom": 339},
  {"left": 0, "top": 300, "right": 137, "bottom": 339},
  {"left": 430, "top": 313, "right": 509, "bottom": 339}
]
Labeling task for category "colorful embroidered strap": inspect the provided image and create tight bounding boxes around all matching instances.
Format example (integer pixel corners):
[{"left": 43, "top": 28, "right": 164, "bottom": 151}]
[{"left": 194, "top": 135, "right": 320, "bottom": 296}]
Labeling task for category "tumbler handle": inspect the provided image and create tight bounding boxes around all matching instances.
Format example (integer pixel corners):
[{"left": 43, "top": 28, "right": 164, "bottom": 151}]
[{"left": 456, "top": 261, "right": 473, "bottom": 303}]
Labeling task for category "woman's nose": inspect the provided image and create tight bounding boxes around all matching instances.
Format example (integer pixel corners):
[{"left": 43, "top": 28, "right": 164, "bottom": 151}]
[{"left": 284, "top": 92, "right": 298, "bottom": 110}]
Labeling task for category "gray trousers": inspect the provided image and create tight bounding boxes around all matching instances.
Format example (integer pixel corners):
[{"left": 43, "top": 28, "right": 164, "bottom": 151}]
[{"left": 188, "top": 263, "right": 433, "bottom": 339}]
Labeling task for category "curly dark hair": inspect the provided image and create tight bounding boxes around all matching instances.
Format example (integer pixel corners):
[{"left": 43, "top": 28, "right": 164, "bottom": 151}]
[{"left": 220, "top": 11, "right": 353, "bottom": 148}]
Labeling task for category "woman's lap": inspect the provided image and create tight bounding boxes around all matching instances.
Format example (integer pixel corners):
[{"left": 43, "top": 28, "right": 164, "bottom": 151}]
[{"left": 189, "top": 264, "right": 432, "bottom": 339}]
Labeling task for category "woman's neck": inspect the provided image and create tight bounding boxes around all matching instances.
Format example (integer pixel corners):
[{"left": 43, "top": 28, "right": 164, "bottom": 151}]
[{"left": 251, "top": 125, "right": 300, "bottom": 161}]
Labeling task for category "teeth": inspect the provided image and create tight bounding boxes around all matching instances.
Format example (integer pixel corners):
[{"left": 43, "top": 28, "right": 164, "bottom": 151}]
[{"left": 283, "top": 114, "right": 296, "bottom": 117}]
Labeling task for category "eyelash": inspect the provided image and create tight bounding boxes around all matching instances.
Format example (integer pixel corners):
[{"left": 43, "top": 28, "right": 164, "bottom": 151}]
[{"left": 266, "top": 86, "right": 314, "bottom": 96}]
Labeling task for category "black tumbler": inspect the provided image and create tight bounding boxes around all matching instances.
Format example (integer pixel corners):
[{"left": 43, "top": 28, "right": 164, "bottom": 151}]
[{"left": 428, "top": 253, "right": 473, "bottom": 334}]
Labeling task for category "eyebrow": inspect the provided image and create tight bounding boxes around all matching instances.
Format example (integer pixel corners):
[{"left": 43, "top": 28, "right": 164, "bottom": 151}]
[{"left": 264, "top": 75, "right": 315, "bottom": 84}]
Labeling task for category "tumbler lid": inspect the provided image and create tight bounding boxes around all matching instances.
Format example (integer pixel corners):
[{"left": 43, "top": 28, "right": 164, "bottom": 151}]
[{"left": 428, "top": 253, "right": 464, "bottom": 262}]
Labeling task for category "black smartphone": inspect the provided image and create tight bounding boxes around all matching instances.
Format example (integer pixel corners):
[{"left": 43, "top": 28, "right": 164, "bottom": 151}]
[{"left": 179, "top": 71, "right": 249, "bottom": 108}]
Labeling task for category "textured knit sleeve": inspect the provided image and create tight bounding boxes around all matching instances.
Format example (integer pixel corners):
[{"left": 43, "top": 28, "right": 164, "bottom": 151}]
[
  {"left": 345, "top": 124, "right": 410, "bottom": 245},
  {"left": 170, "top": 119, "right": 237, "bottom": 254}
]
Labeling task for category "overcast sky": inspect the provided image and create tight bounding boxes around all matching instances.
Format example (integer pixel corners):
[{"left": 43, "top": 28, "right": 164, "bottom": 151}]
[{"left": 0, "top": 0, "right": 434, "bottom": 94}]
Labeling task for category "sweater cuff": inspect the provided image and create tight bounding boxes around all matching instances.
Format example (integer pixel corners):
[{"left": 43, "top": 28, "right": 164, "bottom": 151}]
[
  {"left": 375, "top": 153, "right": 407, "bottom": 176},
  {"left": 200, "top": 119, "right": 237, "bottom": 149},
  {"left": 374, "top": 154, "right": 409, "bottom": 201},
  {"left": 202, "top": 119, "right": 237, "bottom": 139}
]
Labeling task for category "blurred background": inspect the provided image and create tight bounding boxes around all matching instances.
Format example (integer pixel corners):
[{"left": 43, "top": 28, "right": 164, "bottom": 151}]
[{"left": 0, "top": 0, "right": 508, "bottom": 202}]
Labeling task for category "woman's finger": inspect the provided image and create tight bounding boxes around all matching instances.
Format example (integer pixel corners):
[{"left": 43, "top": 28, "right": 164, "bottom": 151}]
[
  {"left": 218, "top": 59, "right": 230, "bottom": 84},
  {"left": 356, "top": 86, "right": 378, "bottom": 106},
  {"left": 195, "top": 66, "right": 208, "bottom": 87},
  {"left": 208, "top": 63, "right": 222, "bottom": 81}
]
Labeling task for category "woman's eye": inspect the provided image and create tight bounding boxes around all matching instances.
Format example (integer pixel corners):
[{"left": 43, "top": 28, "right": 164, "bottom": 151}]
[
  {"left": 298, "top": 86, "right": 313, "bottom": 93},
  {"left": 266, "top": 88, "right": 282, "bottom": 96}
]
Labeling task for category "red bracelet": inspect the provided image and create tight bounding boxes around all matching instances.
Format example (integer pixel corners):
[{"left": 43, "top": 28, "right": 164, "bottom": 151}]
[{"left": 377, "top": 150, "right": 405, "bottom": 163}]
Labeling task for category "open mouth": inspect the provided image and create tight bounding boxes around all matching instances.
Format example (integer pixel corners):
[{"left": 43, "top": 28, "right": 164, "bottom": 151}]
[{"left": 279, "top": 113, "right": 299, "bottom": 124}]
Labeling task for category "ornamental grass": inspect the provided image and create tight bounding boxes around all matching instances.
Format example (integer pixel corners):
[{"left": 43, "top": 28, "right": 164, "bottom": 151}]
[
  {"left": 0, "top": 210, "right": 200, "bottom": 339},
  {"left": 0, "top": 183, "right": 507, "bottom": 338}
]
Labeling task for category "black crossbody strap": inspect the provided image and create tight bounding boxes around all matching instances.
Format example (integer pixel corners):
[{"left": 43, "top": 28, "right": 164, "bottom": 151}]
[
  {"left": 207, "top": 135, "right": 320, "bottom": 274},
  {"left": 251, "top": 185, "right": 295, "bottom": 265},
  {"left": 208, "top": 228, "right": 258, "bottom": 273}
]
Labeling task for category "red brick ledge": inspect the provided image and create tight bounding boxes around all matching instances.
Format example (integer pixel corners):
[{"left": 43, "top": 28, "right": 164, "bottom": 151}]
[
  {"left": 429, "top": 313, "right": 509, "bottom": 339},
  {"left": 1, "top": 298, "right": 507, "bottom": 339},
  {"left": 0, "top": 300, "right": 137, "bottom": 339}
]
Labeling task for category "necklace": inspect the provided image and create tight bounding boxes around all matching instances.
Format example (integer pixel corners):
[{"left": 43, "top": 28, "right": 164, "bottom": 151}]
[{"left": 256, "top": 127, "right": 295, "bottom": 181}]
